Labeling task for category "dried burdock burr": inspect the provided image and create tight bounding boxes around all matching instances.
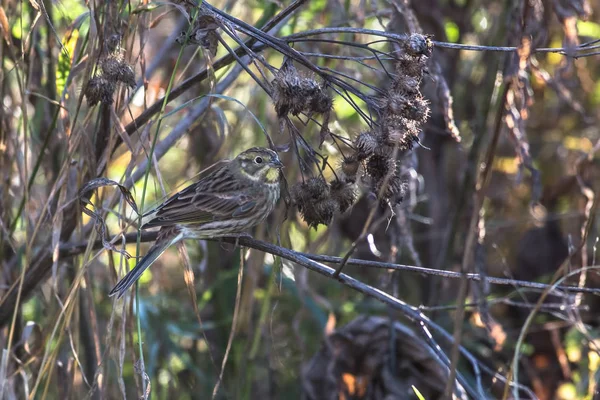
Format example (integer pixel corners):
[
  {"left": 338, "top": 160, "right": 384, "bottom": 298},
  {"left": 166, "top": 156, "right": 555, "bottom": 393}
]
[
  {"left": 272, "top": 59, "right": 332, "bottom": 117},
  {"left": 101, "top": 55, "right": 136, "bottom": 88},
  {"left": 366, "top": 154, "right": 396, "bottom": 181},
  {"left": 291, "top": 177, "right": 341, "bottom": 227},
  {"left": 106, "top": 34, "right": 121, "bottom": 53},
  {"left": 354, "top": 131, "right": 379, "bottom": 159},
  {"left": 382, "top": 114, "right": 421, "bottom": 151},
  {"left": 404, "top": 33, "right": 433, "bottom": 57},
  {"left": 392, "top": 74, "right": 421, "bottom": 94},
  {"left": 380, "top": 174, "right": 407, "bottom": 203},
  {"left": 383, "top": 93, "right": 430, "bottom": 124},
  {"left": 100, "top": 57, "right": 121, "bottom": 80},
  {"left": 115, "top": 63, "right": 136, "bottom": 88},
  {"left": 311, "top": 198, "right": 339, "bottom": 227},
  {"left": 85, "top": 42, "right": 136, "bottom": 106},
  {"left": 84, "top": 76, "right": 116, "bottom": 106},
  {"left": 304, "top": 177, "right": 330, "bottom": 201},
  {"left": 404, "top": 96, "right": 430, "bottom": 123},
  {"left": 330, "top": 179, "right": 357, "bottom": 214}
]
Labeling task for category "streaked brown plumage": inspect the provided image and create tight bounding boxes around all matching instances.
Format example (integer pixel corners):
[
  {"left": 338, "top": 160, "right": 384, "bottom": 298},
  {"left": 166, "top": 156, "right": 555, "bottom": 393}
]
[{"left": 109, "top": 147, "right": 283, "bottom": 298}]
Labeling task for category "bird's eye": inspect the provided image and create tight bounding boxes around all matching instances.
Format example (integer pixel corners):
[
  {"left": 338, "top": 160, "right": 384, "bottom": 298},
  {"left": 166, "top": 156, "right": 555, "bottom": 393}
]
[{"left": 254, "top": 156, "right": 263, "bottom": 164}]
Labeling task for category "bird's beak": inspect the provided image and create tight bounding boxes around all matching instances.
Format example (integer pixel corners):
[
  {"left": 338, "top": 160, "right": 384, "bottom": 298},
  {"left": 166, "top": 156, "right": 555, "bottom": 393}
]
[{"left": 271, "top": 158, "right": 284, "bottom": 169}]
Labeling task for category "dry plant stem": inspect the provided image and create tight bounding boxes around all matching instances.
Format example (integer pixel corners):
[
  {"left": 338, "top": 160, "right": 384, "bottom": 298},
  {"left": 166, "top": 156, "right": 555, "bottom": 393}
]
[
  {"left": 574, "top": 182, "right": 594, "bottom": 307},
  {"left": 125, "top": 64, "right": 245, "bottom": 188},
  {"left": 132, "top": 8, "right": 207, "bottom": 396},
  {"left": 2, "top": 0, "right": 104, "bottom": 362},
  {"left": 284, "top": 27, "right": 599, "bottom": 55},
  {"left": 0, "top": 0, "right": 307, "bottom": 321},
  {"left": 236, "top": 237, "right": 481, "bottom": 397},
  {"left": 429, "top": 22, "right": 506, "bottom": 308},
  {"left": 3, "top": 16, "right": 31, "bottom": 374},
  {"left": 18, "top": 233, "right": 554, "bottom": 396},
  {"left": 332, "top": 209, "right": 378, "bottom": 278},
  {"left": 333, "top": 145, "right": 401, "bottom": 278},
  {"left": 54, "top": 233, "right": 600, "bottom": 295},
  {"left": 444, "top": 83, "right": 511, "bottom": 398},
  {"left": 212, "top": 248, "right": 245, "bottom": 399},
  {"left": 505, "top": 183, "right": 600, "bottom": 399},
  {"left": 114, "top": 0, "right": 308, "bottom": 153}
]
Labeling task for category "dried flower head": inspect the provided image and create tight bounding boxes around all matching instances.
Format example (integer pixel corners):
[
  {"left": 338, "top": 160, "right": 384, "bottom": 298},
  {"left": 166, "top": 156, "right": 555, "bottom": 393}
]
[
  {"left": 311, "top": 198, "right": 339, "bottom": 227},
  {"left": 272, "top": 60, "right": 332, "bottom": 117},
  {"left": 404, "top": 97, "right": 430, "bottom": 123},
  {"left": 116, "top": 63, "right": 136, "bottom": 88},
  {"left": 100, "top": 56, "right": 136, "bottom": 88},
  {"left": 392, "top": 75, "right": 421, "bottom": 94},
  {"left": 366, "top": 154, "right": 396, "bottom": 181},
  {"left": 404, "top": 33, "right": 433, "bottom": 57},
  {"left": 290, "top": 177, "right": 329, "bottom": 211},
  {"left": 106, "top": 34, "right": 121, "bottom": 53},
  {"left": 380, "top": 175, "right": 407, "bottom": 203},
  {"left": 354, "top": 131, "right": 379, "bottom": 159},
  {"left": 85, "top": 76, "right": 116, "bottom": 106},
  {"left": 384, "top": 93, "right": 429, "bottom": 122},
  {"left": 396, "top": 53, "right": 428, "bottom": 79},
  {"left": 291, "top": 177, "right": 341, "bottom": 227},
  {"left": 330, "top": 179, "right": 357, "bottom": 214},
  {"left": 304, "top": 177, "right": 330, "bottom": 201},
  {"left": 383, "top": 115, "right": 420, "bottom": 151},
  {"left": 100, "top": 57, "right": 122, "bottom": 79}
]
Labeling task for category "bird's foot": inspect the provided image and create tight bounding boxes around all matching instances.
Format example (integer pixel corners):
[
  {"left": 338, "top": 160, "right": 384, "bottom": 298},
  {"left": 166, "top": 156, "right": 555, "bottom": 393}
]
[
  {"left": 229, "top": 232, "right": 252, "bottom": 248},
  {"left": 217, "top": 233, "right": 252, "bottom": 249}
]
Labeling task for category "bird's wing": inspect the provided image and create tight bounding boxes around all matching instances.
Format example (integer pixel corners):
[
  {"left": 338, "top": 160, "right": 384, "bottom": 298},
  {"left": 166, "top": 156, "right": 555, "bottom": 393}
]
[{"left": 141, "top": 165, "right": 258, "bottom": 228}]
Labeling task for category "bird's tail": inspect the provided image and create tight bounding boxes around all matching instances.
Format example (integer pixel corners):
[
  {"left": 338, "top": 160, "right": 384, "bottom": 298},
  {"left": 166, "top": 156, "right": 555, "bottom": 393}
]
[{"left": 109, "top": 229, "right": 182, "bottom": 299}]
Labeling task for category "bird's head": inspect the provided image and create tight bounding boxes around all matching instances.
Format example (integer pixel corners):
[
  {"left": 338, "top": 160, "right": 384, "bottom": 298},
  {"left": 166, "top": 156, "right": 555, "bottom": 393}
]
[{"left": 235, "top": 147, "right": 284, "bottom": 183}]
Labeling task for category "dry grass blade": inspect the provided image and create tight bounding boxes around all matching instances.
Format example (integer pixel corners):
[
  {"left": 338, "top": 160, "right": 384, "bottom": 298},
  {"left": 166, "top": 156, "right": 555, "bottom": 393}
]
[
  {"left": 211, "top": 248, "right": 245, "bottom": 399},
  {"left": 2, "top": 0, "right": 599, "bottom": 397},
  {"left": 78, "top": 178, "right": 139, "bottom": 258}
]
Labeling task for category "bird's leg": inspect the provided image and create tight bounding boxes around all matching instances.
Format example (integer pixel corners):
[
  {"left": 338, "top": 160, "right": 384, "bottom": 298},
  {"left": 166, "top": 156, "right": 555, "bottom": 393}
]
[
  {"left": 217, "top": 233, "right": 252, "bottom": 250},
  {"left": 229, "top": 232, "right": 252, "bottom": 248}
]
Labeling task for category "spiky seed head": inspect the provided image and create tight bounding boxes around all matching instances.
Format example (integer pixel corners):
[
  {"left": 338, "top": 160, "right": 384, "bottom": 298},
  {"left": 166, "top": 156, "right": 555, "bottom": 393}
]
[
  {"left": 85, "top": 76, "right": 116, "bottom": 106},
  {"left": 404, "top": 33, "right": 433, "bottom": 57},
  {"left": 404, "top": 97, "right": 430, "bottom": 123},
  {"left": 116, "top": 63, "right": 136, "bottom": 88},
  {"left": 354, "top": 131, "right": 379, "bottom": 159},
  {"left": 291, "top": 177, "right": 339, "bottom": 227},
  {"left": 384, "top": 93, "right": 430, "bottom": 124},
  {"left": 290, "top": 177, "right": 329, "bottom": 206},
  {"left": 272, "top": 60, "right": 332, "bottom": 117},
  {"left": 101, "top": 55, "right": 136, "bottom": 88},
  {"left": 101, "top": 57, "right": 122, "bottom": 80},
  {"left": 296, "top": 198, "right": 338, "bottom": 228},
  {"left": 306, "top": 177, "right": 330, "bottom": 200},
  {"left": 366, "top": 154, "right": 396, "bottom": 181},
  {"left": 395, "top": 52, "right": 429, "bottom": 78},
  {"left": 385, "top": 93, "right": 409, "bottom": 115},
  {"left": 383, "top": 115, "right": 420, "bottom": 150},
  {"left": 106, "top": 34, "right": 121, "bottom": 53},
  {"left": 383, "top": 175, "right": 407, "bottom": 202},
  {"left": 392, "top": 75, "right": 421, "bottom": 94},
  {"left": 330, "top": 179, "right": 357, "bottom": 213},
  {"left": 313, "top": 198, "right": 338, "bottom": 226},
  {"left": 340, "top": 155, "right": 360, "bottom": 182}
]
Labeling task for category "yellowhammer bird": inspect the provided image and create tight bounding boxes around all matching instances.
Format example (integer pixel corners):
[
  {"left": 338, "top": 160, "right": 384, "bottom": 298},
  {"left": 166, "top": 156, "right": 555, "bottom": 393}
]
[{"left": 109, "top": 147, "right": 283, "bottom": 298}]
